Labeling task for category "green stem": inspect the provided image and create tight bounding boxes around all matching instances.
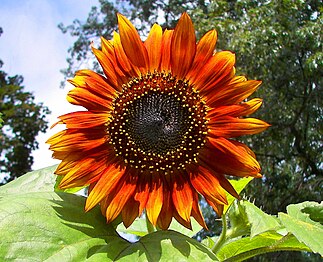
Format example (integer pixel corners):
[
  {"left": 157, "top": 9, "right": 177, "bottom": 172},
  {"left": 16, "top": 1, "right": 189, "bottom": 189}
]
[
  {"left": 212, "top": 215, "right": 227, "bottom": 254},
  {"left": 146, "top": 215, "right": 155, "bottom": 234}
]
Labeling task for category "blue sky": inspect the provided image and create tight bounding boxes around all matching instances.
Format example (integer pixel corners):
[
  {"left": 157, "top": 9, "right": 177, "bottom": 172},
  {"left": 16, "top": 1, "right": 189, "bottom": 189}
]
[{"left": 0, "top": 0, "right": 99, "bottom": 169}]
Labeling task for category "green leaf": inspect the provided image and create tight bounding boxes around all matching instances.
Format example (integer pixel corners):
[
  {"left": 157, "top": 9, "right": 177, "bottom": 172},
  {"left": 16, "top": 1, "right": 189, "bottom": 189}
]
[
  {"left": 0, "top": 191, "right": 217, "bottom": 261},
  {"left": 227, "top": 200, "right": 251, "bottom": 238},
  {"left": 278, "top": 202, "right": 323, "bottom": 255},
  {"left": 224, "top": 177, "right": 253, "bottom": 214},
  {"left": 117, "top": 217, "right": 148, "bottom": 237},
  {"left": 0, "top": 112, "right": 3, "bottom": 127},
  {"left": 242, "top": 200, "right": 281, "bottom": 237},
  {"left": 0, "top": 165, "right": 57, "bottom": 195},
  {"left": 90, "top": 230, "right": 218, "bottom": 261},
  {"left": 216, "top": 232, "right": 311, "bottom": 262},
  {"left": 0, "top": 192, "right": 118, "bottom": 261}
]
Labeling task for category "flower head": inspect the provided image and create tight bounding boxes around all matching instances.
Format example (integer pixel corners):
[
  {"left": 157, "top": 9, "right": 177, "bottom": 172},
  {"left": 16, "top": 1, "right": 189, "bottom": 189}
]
[{"left": 47, "top": 13, "right": 269, "bottom": 230}]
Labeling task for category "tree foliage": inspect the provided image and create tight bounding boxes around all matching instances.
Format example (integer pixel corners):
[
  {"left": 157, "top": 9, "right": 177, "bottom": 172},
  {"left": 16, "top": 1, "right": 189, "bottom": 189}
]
[{"left": 0, "top": 28, "right": 50, "bottom": 184}]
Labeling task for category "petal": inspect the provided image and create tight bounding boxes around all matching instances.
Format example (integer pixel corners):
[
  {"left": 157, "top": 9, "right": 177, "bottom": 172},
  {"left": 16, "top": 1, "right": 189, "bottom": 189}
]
[
  {"left": 208, "top": 79, "right": 262, "bottom": 107},
  {"left": 146, "top": 175, "right": 163, "bottom": 226},
  {"left": 171, "top": 13, "right": 196, "bottom": 79},
  {"left": 91, "top": 47, "right": 119, "bottom": 88},
  {"left": 159, "top": 29, "right": 173, "bottom": 71},
  {"left": 171, "top": 172, "right": 193, "bottom": 223},
  {"left": 190, "top": 166, "right": 228, "bottom": 206},
  {"left": 187, "top": 29, "right": 217, "bottom": 78},
  {"left": 72, "top": 69, "right": 119, "bottom": 94},
  {"left": 208, "top": 116, "right": 270, "bottom": 137},
  {"left": 112, "top": 31, "right": 141, "bottom": 78},
  {"left": 66, "top": 87, "right": 112, "bottom": 111},
  {"left": 117, "top": 13, "right": 149, "bottom": 71},
  {"left": 59, "top": 155, "right": 107, "bottom": 189},
  {"left": 144, "top": 23, "right": 162, "bottom": 71},
  {"left": 199, "top": 137, "right": 261, "bottom": 177},
  {"left": 207, "top": 98, "right": 263, "bottom": 118},
  {"left": 85, "top": 165, "right": 124, "bottom": 211},
  {"left": 156, "top": 186, "right": 173, "bottom": 230},
  {"left": 47, "top": 129, "right": 106, "bottom": 153},
  {"left": 189, "top": 51, "right": 235, "bottom": 93},
  {"left": 191, "top": 191, "right": 208, "bottom": 229},
  {"left": 122, "top": 197, "right": 140, "bottom": 228},
  {"left": 54, "top": 111, "right": 109, "bottom": 129},
  {"left": 105, "top": 172, "right": 138, "bottom": 223}
]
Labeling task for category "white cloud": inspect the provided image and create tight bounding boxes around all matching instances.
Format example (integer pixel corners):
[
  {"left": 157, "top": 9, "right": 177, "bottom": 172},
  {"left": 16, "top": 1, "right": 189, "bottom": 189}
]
[{"left": 0, "top": 0, "right": 98, "bottom": 170}]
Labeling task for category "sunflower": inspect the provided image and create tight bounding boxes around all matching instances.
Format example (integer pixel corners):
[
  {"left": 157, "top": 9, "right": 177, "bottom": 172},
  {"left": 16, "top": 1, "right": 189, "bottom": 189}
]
[{"left": 47, "top": 13, "right": 269, "bottom": 230}]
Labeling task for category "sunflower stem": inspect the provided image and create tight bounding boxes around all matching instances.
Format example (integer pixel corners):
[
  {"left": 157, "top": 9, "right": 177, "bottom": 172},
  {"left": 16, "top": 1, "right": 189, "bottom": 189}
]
[
  {"left": 146, "top": 215, "right": 155, "bottom": 234},
  {"left": 211, "top": 215, "right": 227, "bottom": 254}
]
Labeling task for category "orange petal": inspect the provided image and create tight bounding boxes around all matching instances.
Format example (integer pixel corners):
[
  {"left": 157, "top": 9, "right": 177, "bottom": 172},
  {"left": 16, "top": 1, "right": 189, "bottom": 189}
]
[
  {"left": 207, "top": 98, "right": 263, "bottom": 118},
  {"left": 146, "top": 175, "right": 163, "bottom": 226},
  {"left": 199, "top": 137, "right": 261, "bottom": 177},
  {"left": 144, "top": 23, "right": 162, "bottom": 71},
  {"left": 55, "top": 111, "right": 109, "bottom": 129},
  {"left": 187, "top": 29, "right": 217, "bottom": 78},
  {"left": 66, "top": 87, "right": 112, "bottom": 111},
  {"left": 59, "top": 155, "right": 107, "bottom": 189},
  {"left": 208, "top": 80, "right": 262, "bottom": 107},
  {"left": 112, "top": 31, "right": 141, "bottom": 78},
  {"left": 91, "top": 47, "right": 119, "bottom": 88},
  {"left": 208, "top": 116, "right": 270, "bottom": 137},
  {"left": 171, "top": 13, "right": 196, "bottom": 79},
  {"left": 117, "top": 13, "right": 148, "bottom": 72},
  {"left": 47, "top": 129, "right": 106, "bottom": 153},
  {"left": 159, "top": 29, "right": 173, "bottom": 71},
  {"left": 189, "top": 51, "right": 235, "bottom": 93},
  {"left": 85, "top": 165, "right": 124, "bottom": 211},
  {"left": 190, "top": 166, "right": 228, "bottom": 206},
  {"left": 105, "top": 173, "right": 138, "bottom": 223},
  {"left": 73, "top": 69, "right": 118, "bottom": 94},
  {"left": 171, "top": 172, "right": 193, "bottom": 223}
]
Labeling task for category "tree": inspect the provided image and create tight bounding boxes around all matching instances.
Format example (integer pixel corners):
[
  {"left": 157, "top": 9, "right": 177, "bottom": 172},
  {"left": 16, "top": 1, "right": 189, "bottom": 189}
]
[{"left": 0, "top": 28, "right": 50, "bottom": 184}]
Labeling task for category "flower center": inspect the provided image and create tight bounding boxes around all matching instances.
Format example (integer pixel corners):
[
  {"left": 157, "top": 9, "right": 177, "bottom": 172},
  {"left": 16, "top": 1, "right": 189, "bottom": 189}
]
[{"left": 108, "top": 72, "right": 208, "bottom": 173}]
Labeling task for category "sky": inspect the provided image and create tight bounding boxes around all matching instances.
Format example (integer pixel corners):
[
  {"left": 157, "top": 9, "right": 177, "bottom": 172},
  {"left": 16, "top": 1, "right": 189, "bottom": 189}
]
[{"left": 0, "top": 0, "right": 99, "bottom": 170}]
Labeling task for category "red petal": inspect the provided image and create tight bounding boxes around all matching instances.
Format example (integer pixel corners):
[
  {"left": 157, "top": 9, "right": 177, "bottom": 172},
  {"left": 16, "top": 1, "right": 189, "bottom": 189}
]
[
  {"left": 208, "top": 116, "right": 270, "bottom": 138},
  {"left": 171, "top": 13, "right": 196, "bottom": 79},
  {"left": 146, "top": 175, "right": 163, "bottom": 226},
  {"left": 85, "top": 165, "right": 125, "bottom": 211},
  {"left": 117, "top": 13, "right": 148, "bottom": 72},
  {"left": 144, "top": 24, "right": 162, "bottom": 71},
  {"left": 171, "top": 172, "right": 193, "bottom": 223},
  {"left": 160, "top": 29, "right": 173, "bottom": 71}
]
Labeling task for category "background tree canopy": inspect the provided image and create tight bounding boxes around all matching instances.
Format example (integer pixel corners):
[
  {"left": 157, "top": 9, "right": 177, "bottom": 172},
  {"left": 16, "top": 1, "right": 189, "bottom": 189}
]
[
  {"left": 58, "top": 0, "right": 321, "bottom": 260},
  {"left": 0, "top": 27, "right": 50, "bottom": 184}
]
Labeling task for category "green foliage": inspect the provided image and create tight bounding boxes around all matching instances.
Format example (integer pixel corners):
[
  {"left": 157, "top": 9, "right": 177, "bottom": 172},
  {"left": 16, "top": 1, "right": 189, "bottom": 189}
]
[
  {"left": 0, "top": 44, "right": 50, "bottom": 184},
  {"left": 0, "top": 167, "right": 321, "bottom": 261}
]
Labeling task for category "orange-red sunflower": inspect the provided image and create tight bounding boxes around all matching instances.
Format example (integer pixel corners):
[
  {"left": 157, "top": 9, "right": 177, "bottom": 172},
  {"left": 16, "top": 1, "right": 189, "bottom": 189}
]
[{"left": 47, "top": 13, "right": 269, "bottom": 230}]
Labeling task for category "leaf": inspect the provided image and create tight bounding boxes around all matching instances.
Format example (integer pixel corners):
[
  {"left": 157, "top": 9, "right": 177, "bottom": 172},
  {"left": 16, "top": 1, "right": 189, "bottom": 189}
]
[
  {"left": 0, "top": 192, "right": 117, "bottom": 261},
  {"left": 242, "top": 200, "right": 281, "bottom": 237},
  {"left": 227, "top": 200, "right": 251, "bottom": 238},
  {"left": 223, "top": 177, "right": 253, "bottom": 214},
  {"left": 278, "top": 201, "right": 323, "bottom": 255},
  {"left": 0, "top": 191, "right": 217, "bottom": 261},
  {"left": 90, "top": 230, "right": 218, "bottom": 261},
  {"left": 216, "top": 231, "right": 311, "bottom": 262},
  {"left": 117, "top": 217, "right": 148, "bottom": 237},
  {"left": 0, "top": 165, "right": 57, "bottom": 195}
]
